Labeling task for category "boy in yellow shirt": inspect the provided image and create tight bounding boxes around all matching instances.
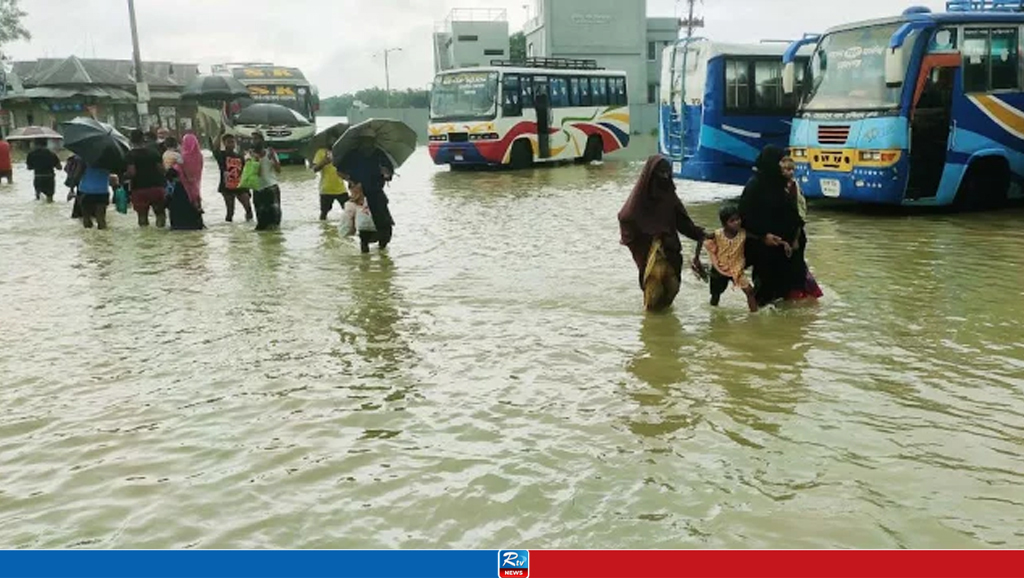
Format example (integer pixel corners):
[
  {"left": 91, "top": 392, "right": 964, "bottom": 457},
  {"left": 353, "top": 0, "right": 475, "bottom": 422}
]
[{"left": 312, "top": 148, "right": 349, "bottom": 220}]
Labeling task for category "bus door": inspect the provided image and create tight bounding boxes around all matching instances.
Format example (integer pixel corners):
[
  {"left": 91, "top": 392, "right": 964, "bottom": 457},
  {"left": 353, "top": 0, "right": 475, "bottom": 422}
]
[
  {"left": 533, "top": 76, "right": 552, "bottom": 159},
  {"left": 908, "top": 53, "right": 960, "bottom": 199}
]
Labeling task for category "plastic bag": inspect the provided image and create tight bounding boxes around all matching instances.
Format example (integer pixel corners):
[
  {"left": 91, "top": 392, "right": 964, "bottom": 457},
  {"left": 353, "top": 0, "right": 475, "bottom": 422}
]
[
  {"left": 114, "top": 186, "right": 129, "bottom": 214},
  {"left": 355, "top": 204, "right": 376, "bottom": 232},
  {"left": 239, "top": 159, "right": 262, "bottom": 190},
  {"left": 339, "top": 203, "right": 356, "bottom": 237}
]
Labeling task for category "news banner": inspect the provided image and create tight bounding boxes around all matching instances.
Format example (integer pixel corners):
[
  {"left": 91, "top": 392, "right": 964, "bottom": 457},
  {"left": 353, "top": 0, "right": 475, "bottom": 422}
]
[{"left": 0, "top": 550, "right": 1023, "bottom": 578}]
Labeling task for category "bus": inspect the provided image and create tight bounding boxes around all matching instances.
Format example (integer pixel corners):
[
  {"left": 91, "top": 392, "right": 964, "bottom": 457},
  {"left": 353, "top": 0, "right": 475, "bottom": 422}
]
[
  {"left": 782, "top": 1, "right": 1024, "bottom": 206},
  {"left": 428, "top": 58, "right": 630, "bottom": 169},
  {"left": 210, "top": 63, "right": 319, "bottom": 163},
  {"left": 659, "top": 38, "right": 813, "bottom": 185}
]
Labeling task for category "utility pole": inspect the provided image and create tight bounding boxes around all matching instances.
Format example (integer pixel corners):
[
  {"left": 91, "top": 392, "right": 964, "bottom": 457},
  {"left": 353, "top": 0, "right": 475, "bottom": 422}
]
[
  {"left": 376, "top": 47, "right": 403, "bottom": 108},
  {"left": 679, "top": 0, "right": 704, "bottom": 39},
  {"left": 127, "top": 0, "right": 149, "bottom": 130}
]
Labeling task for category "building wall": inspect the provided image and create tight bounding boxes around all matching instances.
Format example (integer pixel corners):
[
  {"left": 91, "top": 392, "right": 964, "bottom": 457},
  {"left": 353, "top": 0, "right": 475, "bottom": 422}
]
[
  {"left": 522, "top": 0, "right": 679, "bottom": 105},
  {"left": 433, "top": 33, "right": 453, "bottom": 73},
  {"left": 646, "top": 18, "right": 681, "bottom": 104},
  {"left": 447, "top": 21, "right": 510, "bottom": 69},
  {"left": 2, "top": 99, "right": 197, "bottom": 134}
]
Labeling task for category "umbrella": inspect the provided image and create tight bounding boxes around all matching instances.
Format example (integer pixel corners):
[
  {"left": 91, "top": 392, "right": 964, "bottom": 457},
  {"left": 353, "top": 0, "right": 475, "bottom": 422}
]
[
  {"left": 59, "top": 117, "right": 130, "bottom": 172},
  {"left": 331, "top": 119, "right": 418, "bottom": 170},
  {"left": 234, "top": 103, "right": 311, "bottom": 127},
  {"left": 303, "top": 121, "right": 349, "bottom": 160},
  {"left": 181, "top": 75, "right": 251, "bottom": 101},
  {"left": 6, "top": 126, "right": 63, "bottom": 141}
]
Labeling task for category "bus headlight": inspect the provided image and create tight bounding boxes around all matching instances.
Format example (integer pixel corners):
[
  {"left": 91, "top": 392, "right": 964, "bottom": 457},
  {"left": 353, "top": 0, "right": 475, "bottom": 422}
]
[
  {"left": 429, "top": 134, "right": 448, "bottom": 142},
  {"left": 468, "top": 133, "right": 500, "bottom": 141},
  {"left": 858, "top": 150, "right": 900, "bottom": 164},
  {"left": 789, "top": 148, "right": 808, "bottom": 159}
]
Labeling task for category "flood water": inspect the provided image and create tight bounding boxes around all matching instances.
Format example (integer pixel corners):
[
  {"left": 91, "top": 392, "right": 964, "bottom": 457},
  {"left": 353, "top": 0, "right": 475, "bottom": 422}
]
[{"left": 2, "top": 133, "right": 1024, "bottom": 549}]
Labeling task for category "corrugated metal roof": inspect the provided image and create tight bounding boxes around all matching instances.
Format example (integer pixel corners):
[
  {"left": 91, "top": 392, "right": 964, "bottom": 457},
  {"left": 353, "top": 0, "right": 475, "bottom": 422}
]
[{"left": 11, "top": 56, "right": 198, "bottom": 88}]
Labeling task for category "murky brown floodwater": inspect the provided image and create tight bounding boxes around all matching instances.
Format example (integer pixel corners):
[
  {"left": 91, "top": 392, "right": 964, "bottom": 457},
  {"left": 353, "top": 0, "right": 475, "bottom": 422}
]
[{"left": 1, "top": 133, "right": 1024, "bottom": 548}]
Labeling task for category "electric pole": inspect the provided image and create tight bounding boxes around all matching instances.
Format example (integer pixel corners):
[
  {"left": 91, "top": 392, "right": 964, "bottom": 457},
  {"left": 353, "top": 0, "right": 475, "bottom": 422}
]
[
  {"left": 127, "top": 0, "right": 149, "bottom": 129},
  {"left": 376, "top": 47, "right": 403, "bottom": 108},
  {"left": 679, "top": 0, "right": 704, "bottom": 39}
]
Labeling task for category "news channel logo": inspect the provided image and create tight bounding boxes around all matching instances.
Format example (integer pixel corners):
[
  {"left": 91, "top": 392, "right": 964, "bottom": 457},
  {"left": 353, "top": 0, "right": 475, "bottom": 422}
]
[{"left": 498, "top": 550, "right": 529, "bottom": 578}]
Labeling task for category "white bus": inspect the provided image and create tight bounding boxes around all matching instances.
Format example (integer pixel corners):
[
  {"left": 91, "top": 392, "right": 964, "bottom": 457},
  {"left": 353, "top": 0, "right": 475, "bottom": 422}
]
[{"left": 429, "top": 58, "right": 630, "bottom": 169}]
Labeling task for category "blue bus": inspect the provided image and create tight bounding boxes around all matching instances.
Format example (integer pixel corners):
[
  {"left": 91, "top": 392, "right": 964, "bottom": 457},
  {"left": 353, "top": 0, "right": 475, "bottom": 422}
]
[
  {"left": 659, "top": 38, "right": 812, "bottom": 186},
  {"left": 783, "top": 0, "right": 1024, "bottom": 206}
]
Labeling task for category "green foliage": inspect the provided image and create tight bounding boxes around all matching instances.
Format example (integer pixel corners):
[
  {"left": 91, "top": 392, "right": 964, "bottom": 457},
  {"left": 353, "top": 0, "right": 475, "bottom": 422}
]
[
  {"left": 320, "top": 87, "right": 430, "bottom": 115},
  {"left": 0, "top": 0, "right": 29, "bottom": 50},
  {"left": 510, "top": 32, "right": 526, "bottom": 62}
]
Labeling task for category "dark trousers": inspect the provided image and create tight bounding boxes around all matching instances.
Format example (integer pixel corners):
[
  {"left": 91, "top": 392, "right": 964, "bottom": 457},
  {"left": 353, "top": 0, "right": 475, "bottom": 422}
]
[
  {"left": 320, "top": 193, "right": 350, "bottom": 219},
  {"left": 254, "top": 185, "right": 282, "bottom": 230}
]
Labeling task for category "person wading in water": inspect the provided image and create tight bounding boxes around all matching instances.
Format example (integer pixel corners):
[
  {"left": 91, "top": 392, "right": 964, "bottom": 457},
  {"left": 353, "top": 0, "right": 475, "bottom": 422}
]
[{"left": 618, "top": 155, "right": 710, "bottom": 312}]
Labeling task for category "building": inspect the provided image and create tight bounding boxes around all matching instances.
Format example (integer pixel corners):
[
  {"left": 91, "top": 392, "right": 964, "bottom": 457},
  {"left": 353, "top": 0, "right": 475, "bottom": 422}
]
[
  {"left": 433, "top": 9, "right": 510, "bottom": 73},
  {"left": 2, "top": 56, "right": 199, "bottom": 133},
  {"left": 524, "top": 0, "right": 680, "bottom": 105}
]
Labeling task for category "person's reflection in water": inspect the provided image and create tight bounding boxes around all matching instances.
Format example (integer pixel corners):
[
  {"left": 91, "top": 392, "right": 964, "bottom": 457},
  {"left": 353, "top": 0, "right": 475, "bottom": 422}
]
[
  {"left": 625, "top": 313, "right": 701, "bottom": 439},
  {"left": 704, "top": 311, "right": 813, "bottom": 437},
  {"left": 335, "top": 256, "right": 416, "bottom": 406}
]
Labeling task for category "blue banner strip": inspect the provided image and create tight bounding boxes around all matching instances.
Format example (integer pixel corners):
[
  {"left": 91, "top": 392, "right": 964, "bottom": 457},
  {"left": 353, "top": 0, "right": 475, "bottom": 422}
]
[{"left": 0, "top": 551, "right": 500, "bottom": 578}]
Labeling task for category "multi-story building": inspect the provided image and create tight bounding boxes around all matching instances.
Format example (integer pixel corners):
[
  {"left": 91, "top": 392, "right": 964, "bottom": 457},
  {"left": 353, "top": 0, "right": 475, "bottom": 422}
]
[{"left": 433, "top": 9, "right": 510, "bottom": 73}]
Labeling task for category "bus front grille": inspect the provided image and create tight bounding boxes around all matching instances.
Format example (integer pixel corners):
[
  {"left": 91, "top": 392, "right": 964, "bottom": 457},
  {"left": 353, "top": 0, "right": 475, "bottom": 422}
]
[{"left": 818, "top": 125, "right": 850, "bottom": 145}]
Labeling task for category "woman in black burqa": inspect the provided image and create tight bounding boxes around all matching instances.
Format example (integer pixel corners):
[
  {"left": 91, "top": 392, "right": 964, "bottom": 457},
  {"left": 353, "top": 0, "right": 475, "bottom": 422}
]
[
  {"left": 335, "top": 142, "right": 395, "bottom": 252},
  {"left": 739, "top": 145, "right": 807, "bottom": 306},
  {"left": 618, "top": 155, "right": 708, "bottom": 311}
]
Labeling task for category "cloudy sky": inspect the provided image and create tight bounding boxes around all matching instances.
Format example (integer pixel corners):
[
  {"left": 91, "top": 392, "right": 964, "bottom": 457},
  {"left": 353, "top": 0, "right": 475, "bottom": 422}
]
[{"left": 7, "top": 0, "right": 947, "bottom": 97}]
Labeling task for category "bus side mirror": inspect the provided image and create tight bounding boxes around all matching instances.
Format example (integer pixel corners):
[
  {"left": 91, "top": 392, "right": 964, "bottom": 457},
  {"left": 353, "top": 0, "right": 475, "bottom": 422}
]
[
  {"left": 885, "top": 47, "right": 905, "bottom": 87},
  {"left": 783, "top": 62, "right": 796, "bottom": 95}
]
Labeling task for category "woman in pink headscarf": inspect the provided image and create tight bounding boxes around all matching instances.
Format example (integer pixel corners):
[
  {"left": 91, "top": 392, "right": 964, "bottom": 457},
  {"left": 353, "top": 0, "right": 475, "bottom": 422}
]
[{"left": 179, "top": 133, "right": 204, "bottom": 208}]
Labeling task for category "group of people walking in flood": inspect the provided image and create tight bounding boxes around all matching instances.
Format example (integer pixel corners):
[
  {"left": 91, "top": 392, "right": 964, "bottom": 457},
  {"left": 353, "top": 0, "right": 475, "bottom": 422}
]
[
  {"left": 29, "top": 128, "right": 397, "bottom": 253},
  {"left": 619, "top": 145, "right": 822, "bottom": 313}
]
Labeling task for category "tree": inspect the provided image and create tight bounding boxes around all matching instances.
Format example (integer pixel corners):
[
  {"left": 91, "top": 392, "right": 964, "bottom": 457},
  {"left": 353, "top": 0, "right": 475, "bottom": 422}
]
[
  {"left": 320, "top": 88, "right": 431, "bottom": 115},
  {"left": 510, "top": 32, "right": 526, "bottom": 62},
  {"left": 0, "top": 0, "right": 30, "bottom": 53}
]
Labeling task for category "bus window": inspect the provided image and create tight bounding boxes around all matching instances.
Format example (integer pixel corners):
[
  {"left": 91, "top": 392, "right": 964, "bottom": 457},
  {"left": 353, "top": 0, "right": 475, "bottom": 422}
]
[
  {"left": 609, "top": 77, "right": 625, "bottom": 105},
  {"left": 618, "top": 77, "right": 629, "bottom": 105},
  {"left": 503, "top": 74, "right": 522, "bottom": 117},
  {"left": 569, "top": 77, "right": 582, "bottom": 106},
  {"left": 549, "top": 77, "right": 569, "bottom": 107},
  {"left": 593, "top": 78, "right": 609, "bottom": 106},
  {"left": 521, "top": 77, "right": 535, "bottom": 107},
  {"left": 964, "top": 29, "right": 990, "bottom": 92},
  {"left": 726, "top": 60, "right": 750, "bottom": 109},
  {"left": 754, "top": 60, "right": 783, "bottom": 109},
  {"left": 929, "top": 28, "right": 958, "bottom": 52},
  {"left": 579, "top": 77, "right": 592, "bottom": 106},
  {"left": 991, "top": 28, "right": 1019, "bottom": 90}
]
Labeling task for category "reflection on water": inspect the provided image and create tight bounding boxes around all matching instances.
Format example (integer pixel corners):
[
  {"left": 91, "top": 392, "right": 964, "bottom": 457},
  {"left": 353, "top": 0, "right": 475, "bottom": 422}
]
[{"left": 2, "top": 138, "right": 1024, "bottom": 548}]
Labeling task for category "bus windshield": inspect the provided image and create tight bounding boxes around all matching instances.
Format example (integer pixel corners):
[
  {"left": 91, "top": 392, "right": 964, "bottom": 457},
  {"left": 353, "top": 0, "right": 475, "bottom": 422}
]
[
  {"left": 248, "top": 84, "right": 314, "bottom": 120},
  {"left": 431, "top": 72, "right": 499, "bottom": 121},
  {"left": 803, "top": 24, "right": 908, "bottom": 112}
]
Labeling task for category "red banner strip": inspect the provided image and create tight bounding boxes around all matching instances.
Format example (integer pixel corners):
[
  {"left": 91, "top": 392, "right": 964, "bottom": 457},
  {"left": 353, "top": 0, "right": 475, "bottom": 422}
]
[{"left": 530, "top": 550, "right": 1024, "bottom": 578}]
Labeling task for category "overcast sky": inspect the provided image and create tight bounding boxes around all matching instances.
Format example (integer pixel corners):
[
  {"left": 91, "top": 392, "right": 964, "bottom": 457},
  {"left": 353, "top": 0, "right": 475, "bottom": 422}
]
[{"left": 6, "top": 0, "right": 947, "bottom": 97}]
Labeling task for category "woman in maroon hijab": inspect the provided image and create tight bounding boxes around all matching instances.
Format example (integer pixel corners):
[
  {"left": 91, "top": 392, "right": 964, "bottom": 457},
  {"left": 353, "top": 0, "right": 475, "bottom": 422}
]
[{"left": 618, "top": 155, "right": 709, "bottom": 311}]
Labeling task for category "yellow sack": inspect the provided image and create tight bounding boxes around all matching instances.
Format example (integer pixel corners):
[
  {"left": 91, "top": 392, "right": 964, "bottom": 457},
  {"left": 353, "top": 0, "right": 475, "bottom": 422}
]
[{"left": 643, "top": 238, "right": 680, "bottom": 312}]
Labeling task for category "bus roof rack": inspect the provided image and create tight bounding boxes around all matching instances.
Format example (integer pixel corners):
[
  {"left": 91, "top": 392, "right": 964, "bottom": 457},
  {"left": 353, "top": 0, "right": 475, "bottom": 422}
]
[
  {"left": 946, "top": 0, "right": 1024, "bottom": 12},
  {"left": 489, "top": 57, "right": 603, "bottom": 70}
]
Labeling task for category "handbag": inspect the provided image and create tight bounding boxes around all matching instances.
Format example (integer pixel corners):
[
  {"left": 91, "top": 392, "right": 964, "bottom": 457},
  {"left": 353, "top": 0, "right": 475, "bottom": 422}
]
[
  {"left": 114, "top": 186, "right": 129, "bottom": 214},
  {"left": 238, "top": 159, "right": 262, "bottom": 190},
  {"left": 355, "top": 204, "right": 377, "bottom": 232}
]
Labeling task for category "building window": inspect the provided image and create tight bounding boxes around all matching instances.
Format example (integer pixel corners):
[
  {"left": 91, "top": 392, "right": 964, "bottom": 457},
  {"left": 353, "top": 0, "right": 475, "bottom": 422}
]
[
  {"left": 458, "top": 35, "right": 479, "bottom": 42},
  {"left": 484, "top": 49, "right": 505, "bottom": 56},
  {"left": 648, "top": 83, "right": 658, "bottom": 104},
  {"left": 648, "top": 41, "right": 658, "bottom": 61},
  {"left": 725, "top": 59, "right": 750, "bottom": 109}
]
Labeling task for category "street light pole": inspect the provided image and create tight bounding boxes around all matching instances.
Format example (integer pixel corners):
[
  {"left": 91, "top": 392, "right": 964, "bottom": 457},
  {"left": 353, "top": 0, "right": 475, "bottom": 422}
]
[
  {"left": 376, "top": 47, "right": 403, "bottom": 108},
  {"left": 127, "top": 0, "right": 149, "bottom": 129}
]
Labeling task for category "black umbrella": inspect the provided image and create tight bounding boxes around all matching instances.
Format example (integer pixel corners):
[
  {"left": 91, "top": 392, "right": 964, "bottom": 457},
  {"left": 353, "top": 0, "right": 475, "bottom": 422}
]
[
  {"left": 59, "top": 117, "right": 131, "bottom": 172},
  {"left": 332, "top": 119, "right": 418, "bottom": 169},
  {"left": 181, "top": 75, "right": 251, "bottom": 101},
  {"left": 234, "top": 103, "right": 311, "bottom": 127}
]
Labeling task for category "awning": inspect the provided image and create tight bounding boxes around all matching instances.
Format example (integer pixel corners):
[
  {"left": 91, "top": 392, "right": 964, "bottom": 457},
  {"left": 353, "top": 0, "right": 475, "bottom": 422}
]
[{"left": 2, "top": 86, "right": 137, "bottom": 102}]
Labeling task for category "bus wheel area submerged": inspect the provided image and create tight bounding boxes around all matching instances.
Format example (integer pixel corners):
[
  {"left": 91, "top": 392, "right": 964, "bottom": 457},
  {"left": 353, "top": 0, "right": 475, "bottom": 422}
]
[{"left": 953, "top": 156, "right": 1012, "bottom": 210}]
